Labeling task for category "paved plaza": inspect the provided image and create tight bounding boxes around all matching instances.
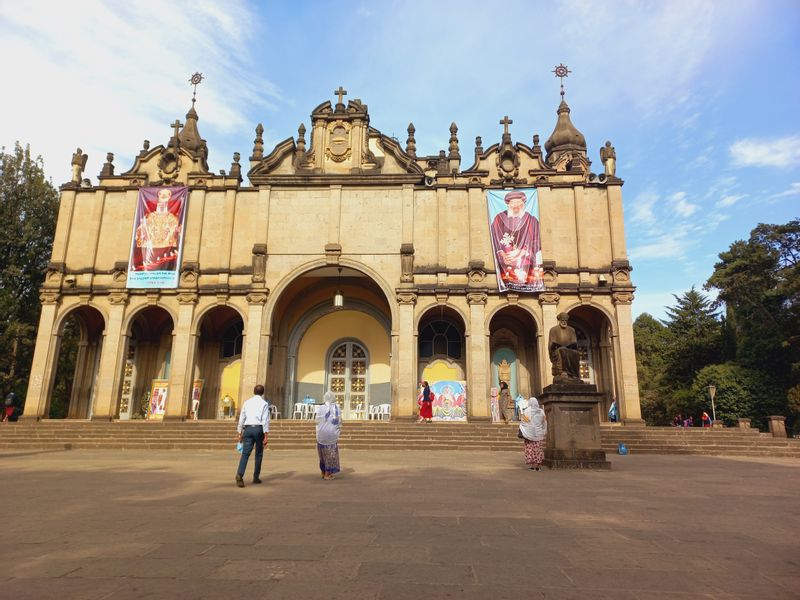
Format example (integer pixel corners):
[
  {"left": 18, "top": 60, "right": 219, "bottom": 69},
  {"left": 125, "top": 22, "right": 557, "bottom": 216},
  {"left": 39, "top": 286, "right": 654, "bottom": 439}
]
[{"left": 0, "top": 448, "right": 798, "bottom": 599}]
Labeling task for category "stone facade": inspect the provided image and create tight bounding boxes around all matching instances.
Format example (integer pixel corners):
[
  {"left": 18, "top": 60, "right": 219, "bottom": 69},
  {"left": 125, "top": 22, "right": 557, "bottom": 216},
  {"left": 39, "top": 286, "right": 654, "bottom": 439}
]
[{"left": 24, "top": 88, "right": 641, "bottom": 423}]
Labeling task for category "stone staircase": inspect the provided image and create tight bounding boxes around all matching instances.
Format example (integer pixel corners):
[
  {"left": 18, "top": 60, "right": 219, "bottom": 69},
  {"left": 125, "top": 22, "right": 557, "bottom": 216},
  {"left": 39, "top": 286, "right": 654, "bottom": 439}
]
[{"left": 0, "top": 420, "right": 798, "bottom": 457}]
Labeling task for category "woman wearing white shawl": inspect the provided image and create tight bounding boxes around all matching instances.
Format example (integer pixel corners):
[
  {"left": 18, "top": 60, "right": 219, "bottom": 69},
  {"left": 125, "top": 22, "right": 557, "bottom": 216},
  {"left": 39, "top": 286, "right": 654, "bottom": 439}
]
[
  {"left": 316, "top": 391, "right": 342, "bottom": 480},
  {"left": 519, "top": 397, "right": 547, "bottom": 471}
]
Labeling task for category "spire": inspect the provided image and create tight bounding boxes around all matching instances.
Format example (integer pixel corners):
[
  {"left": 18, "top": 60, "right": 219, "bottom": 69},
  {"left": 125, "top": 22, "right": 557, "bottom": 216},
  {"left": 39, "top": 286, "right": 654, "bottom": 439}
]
[
  {"left": 405, "top": 123, "right": 416, "bottom": 157},
  {"left": 544, "top": 64, "right": 586, "bottom": 162},
  {"left": 178, "top": 72, "right": 209, "bottom": 170},
  {"left": 448, "top": 122, "right": 460, "bottom": 160},
  {"left": 251, "top": 123, "right": 264, "bottom": 161}
]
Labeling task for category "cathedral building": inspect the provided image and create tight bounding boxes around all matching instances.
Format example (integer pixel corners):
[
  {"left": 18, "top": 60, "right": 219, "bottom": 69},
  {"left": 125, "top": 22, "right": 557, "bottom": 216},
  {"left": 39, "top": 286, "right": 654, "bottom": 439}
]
[{"left": 23, "top": 80, "right": 641, "bottom": 424}]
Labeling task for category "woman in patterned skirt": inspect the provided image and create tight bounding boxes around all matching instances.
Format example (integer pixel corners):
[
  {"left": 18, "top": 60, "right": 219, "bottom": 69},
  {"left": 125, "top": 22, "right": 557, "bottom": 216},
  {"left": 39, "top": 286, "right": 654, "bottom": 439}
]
[
  {"left": 316, "top": 391, "right": 342, "bottom": 480},
  {"left": 519, "top": 397, "right": 547, "bottom": 471}
]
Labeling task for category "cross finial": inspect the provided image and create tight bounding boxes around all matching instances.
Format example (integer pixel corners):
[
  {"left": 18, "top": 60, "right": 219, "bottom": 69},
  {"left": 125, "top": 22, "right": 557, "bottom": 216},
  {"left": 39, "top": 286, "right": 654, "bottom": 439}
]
[
  {"left": 552, "top": 63, "right": 571, "bottom": 99},
  {"left": 499, "top": 116, "right": 513, "bottom": 135},
  {"left": 188, "top": 72, "right": 204, "bottom": 106},
  {"left": 334, "top": 86, "right": 347, "bottom": 105},
  {"left": 171, "top": 119, "right": 184, "bottom": 139}
]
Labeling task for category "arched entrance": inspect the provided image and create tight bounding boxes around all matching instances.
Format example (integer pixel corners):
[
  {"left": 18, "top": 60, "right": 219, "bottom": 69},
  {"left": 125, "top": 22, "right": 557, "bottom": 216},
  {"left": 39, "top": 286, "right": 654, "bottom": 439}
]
[
  {"left": 567, "top": 305, "right": 617, "bottom": 420},
  {"left": 192, "top": 306, "right": 245, "bottom": 419},
  {"left": 117, "top": 306, "right": 174, "bottom": 419},
  {"left": 417, "top": 305, "right": 466, "bottom": 398},
  {"left": 48, "top": 306, "right": 105, "bottom": 419},
  {"left": 489, "top": 306, "right": 540, "bottom": 400},
  {"left": 268, "top": 265, "right": 392, "bottom": 419}
]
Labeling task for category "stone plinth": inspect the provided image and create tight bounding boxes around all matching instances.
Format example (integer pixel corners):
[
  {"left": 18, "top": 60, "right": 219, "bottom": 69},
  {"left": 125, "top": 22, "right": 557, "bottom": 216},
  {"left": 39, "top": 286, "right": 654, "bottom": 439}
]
[
  {"left": 540, "top": 383, "right": 611, "bottom": 470},
  {"left": 768, "top": 416, "right": 787, "bottom": 438},
  {"left": 737, "top": 418, "right": 751, "bottom": 429}
]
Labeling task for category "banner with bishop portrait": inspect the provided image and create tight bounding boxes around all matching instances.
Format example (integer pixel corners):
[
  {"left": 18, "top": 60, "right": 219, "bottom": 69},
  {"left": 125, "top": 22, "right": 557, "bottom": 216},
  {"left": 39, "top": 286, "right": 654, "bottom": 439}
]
[
  {"left": 127, "top": 186, "right": 188, "bottom": 288},
  {"left": 486, "top": 188, "right": 544, "bottom": 293}
]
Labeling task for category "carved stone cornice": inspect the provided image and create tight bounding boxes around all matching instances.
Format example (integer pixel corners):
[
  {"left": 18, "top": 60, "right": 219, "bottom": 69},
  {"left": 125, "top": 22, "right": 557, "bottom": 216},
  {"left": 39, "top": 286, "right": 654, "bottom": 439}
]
[
  {"left": 246, "top": 292, "right": 269, "bottom": 305},
  {"left": 538, "top": 292, "right": 560, "bottom": 305},
  {"left": 466, "top": 291, "right": 488, "bottom": 305},
  {"left": 579, "top": 292, "right": 592, "bottom": 305},
  {"left": 612, "top": 291, "right": 635, "bottom": 305},
  {"left": 325, "top": 243, "right": 342, "bottom": 265},
  {"left": 435, "top": 288, "right": 449, "bottom": 304},
  {"left": 177, "top": 292, "right": 199, "bottom": 305},
  {"left": 396, "top": 290, "right": 418, "bottom": 305},
  {"left": 505, "top": 292, "right": 519, "bottom": 305}
]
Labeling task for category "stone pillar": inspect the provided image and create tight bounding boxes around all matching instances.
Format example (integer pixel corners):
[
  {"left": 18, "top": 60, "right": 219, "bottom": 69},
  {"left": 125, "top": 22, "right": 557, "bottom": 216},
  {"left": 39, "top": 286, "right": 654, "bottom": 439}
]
[
  {"left": 240, "top": 292, "right": 268, "bottom": 404},
  {"left": 612, "top": 292, "right": 644, "bottom": 424},
  {"left": 466, "top": 291, "right": 489, "bottom": 420},
  {"left": 737, "top": 418, "right": 751, "bottom": 429},
  {"left": 538, "top": 293, "right": 560, "bottom": 389},
  {"left": 768, "top": 416, "right": 787, "bottom": 438},
  {"left": 23, "top": 293, "right": 60, "bottom": 418},
  {"left": 165, "top": 294, "right": 197, "bottom": 420},
  {"left": 67, "top": 341, "right": 89, "bottom": 419},
  {"left": 91, "top": 294, "right": 128, "bottom": 420},
  {"left": 395, "top": 291, "right": 417, "bottom": 419}
]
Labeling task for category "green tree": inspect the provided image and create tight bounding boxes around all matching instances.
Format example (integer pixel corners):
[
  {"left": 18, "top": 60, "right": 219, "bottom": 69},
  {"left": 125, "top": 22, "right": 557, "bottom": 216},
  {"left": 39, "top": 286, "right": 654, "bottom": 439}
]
[
  {"left": 0, "top": 143, "right": 59, "bottom": 401},
  {"left": 661, "top": 287, "right": 723, "bottom": 387},
  {"left": 633, "top": 313, "right": 669, "bottom": 424}
]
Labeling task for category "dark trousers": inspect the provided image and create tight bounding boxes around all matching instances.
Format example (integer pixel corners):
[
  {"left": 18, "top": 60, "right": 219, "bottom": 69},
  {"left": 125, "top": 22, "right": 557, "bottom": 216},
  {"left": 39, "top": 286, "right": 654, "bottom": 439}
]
[{"left": 237, "top": 426, "right": 264, "bottom": 479}]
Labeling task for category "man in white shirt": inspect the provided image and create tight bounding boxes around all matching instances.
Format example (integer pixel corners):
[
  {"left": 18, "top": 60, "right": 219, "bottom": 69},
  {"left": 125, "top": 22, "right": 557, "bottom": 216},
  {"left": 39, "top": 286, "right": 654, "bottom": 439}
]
[{"left": 235, "top": 384, "right": 270, "bottom": 487}]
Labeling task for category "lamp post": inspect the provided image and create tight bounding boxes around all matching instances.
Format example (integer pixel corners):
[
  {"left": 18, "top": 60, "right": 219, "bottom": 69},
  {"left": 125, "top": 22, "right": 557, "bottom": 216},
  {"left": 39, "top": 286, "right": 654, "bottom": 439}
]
[{"left": 707, "top": 384, "right": 717, "bottom": 424}]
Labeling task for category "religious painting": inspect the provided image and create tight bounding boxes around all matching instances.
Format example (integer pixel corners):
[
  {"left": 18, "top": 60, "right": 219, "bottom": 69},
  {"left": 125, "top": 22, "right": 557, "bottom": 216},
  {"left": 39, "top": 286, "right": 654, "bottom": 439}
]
[
  {"left": 148, "top": 379, "right": 169, "bottom": 420},
  {"left": 127, "top": 186, "right": 188, "bottom": 288},
  {"left": 486, "top": 188, "right": 544, "bottom": 292},
  {"left": 190, "top": 379, "right": 204, "bottom": 419},
  {"left": 425, "top": 380, "right": 467, "bottom": 422}
]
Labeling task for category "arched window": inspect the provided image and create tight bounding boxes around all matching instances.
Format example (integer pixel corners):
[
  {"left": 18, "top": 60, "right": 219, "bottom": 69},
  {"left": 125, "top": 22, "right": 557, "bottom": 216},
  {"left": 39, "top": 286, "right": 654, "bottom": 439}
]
[
  {"left": 220, "top": 321, "right": 243, "bottom": 359},
  {"left": 327, "top": 340, "right": 369, "bottom": 419},
  {"left": 576, "top": 327, "right": 594, "bottom": 383},
  {"left": 419, "top": 320, "right": 462, "bottom": 359}
]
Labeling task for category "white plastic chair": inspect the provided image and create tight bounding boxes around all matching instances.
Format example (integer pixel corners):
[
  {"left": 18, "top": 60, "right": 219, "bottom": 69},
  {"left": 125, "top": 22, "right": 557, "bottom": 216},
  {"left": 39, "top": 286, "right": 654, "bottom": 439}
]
[
  {"left": 368, "top": 405, "right": 380, "bottom": 420},
  {"left": 269, "top": 404, "right": 280, "bottom": 419},
  {"left": 378, "top": 404, "right": 391, "bottom": 421},
  {"left": 352, "top": 402, "right": 365, "bottom": 420},
  {"left": 306, "top": 404, "right": 318, "bottom": 419},
  {"left": 292, "top": 403, "right": 305, "bottom": 419}
]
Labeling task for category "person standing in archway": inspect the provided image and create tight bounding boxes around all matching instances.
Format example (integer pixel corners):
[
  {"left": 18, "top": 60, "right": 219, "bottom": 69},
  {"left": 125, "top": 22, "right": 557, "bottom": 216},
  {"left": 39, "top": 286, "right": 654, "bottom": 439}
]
[
  {"left": 418, "top": 381, "right": 433, "bottom": 423},
  {"left": 499, "top": 381, "right": 514, "bottom": 424}
]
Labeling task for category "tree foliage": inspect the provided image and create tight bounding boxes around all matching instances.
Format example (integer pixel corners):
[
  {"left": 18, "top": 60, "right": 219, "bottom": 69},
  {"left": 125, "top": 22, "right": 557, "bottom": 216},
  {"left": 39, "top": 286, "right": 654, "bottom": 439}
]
[{"left": 0, "top": 143, "right": 59, "bottom": 400}]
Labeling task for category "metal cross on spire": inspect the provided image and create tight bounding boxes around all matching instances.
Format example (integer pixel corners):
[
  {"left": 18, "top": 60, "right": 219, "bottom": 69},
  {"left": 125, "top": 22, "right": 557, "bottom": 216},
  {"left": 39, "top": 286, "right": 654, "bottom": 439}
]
[
  {"left": 188, "top": 72, "right": 204, "bottom": 106},
  {"left": 552, "top": 63, "right": 571, "bottom": 99}
]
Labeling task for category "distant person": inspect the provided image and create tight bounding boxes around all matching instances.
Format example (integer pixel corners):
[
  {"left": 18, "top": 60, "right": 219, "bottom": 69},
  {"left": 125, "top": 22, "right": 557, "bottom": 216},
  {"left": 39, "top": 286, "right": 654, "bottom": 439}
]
[
  {"left": 519, "top": 397, "right": 547, "bottom": 471},
  {"left": 235, "top": 384, "right": 270, "bottom": 488},
  {"left": 702, "top": 411, "right": 712, "bottom": 428},
  {"left": 499, "top": 381, "right": 514, "bottom": 424},
  {"left": 316, "top": 391, "right": 342, "bottom": 480},
  {"left": 683, "top": 415, "right": 694, "bottom": 428},
  {"left": 608, "top": 399, "right": 618, "bottom": 423},
  {"left": 2, "top": 393, "right": 17, "bottom": 422},
  {"left": 418, "top": 381, "right": 433, "bottom": 423},
  {"left": 672, "top": 414, "right": 683, "bottom": 427}
]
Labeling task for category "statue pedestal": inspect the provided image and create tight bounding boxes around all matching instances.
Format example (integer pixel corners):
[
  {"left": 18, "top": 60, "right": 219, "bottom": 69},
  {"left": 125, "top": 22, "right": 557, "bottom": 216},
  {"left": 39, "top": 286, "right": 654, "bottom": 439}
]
[{"left": 540, "top": 383, "right": 611, "bottom": 470}]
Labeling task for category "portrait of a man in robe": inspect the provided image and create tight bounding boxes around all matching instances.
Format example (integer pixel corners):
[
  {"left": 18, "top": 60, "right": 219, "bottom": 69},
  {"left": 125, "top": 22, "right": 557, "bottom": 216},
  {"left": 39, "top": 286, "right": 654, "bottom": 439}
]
[{"left": 487, "top": 189, "right": 543, "bottom": 292}]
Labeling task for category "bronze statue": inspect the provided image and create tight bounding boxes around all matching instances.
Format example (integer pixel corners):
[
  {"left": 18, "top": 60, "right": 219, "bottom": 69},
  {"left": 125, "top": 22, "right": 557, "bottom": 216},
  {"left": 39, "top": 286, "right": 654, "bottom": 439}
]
[
  {"left": 600, "top": 141, "right": 616, "bottom": 177},
  {"left": 548, "top": 312, "right": 582, "bottom": 383}
]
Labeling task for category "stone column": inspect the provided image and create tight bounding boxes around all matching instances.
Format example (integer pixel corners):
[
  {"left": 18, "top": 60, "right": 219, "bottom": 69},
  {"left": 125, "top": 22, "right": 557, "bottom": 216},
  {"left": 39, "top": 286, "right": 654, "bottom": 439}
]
[
  {"left": 395, "top": 291, "right": 417, "bottom": 419},
  {"left": 538, "top": 293, "right": 560, "bottom": 389},
  {"left": 612, "top": 292, "right": 643, "bottom": 424},
  {"left": 239, "top": 292, "right": 268, "bottom": 404},
  {"left": 91, "top": 293, "right": 128, "bottom": 420},
  {"left": 466, "top": 291, "right": 489, "bottom": 420},
  {"left": 165, "top": 294, "right": 198, "bottom": 420},
  {"left": 67, "top": 341, "right": 89, "bottom": 418},
  {"left": 22, "top": 293, "right": 60, "bottom": 418}
]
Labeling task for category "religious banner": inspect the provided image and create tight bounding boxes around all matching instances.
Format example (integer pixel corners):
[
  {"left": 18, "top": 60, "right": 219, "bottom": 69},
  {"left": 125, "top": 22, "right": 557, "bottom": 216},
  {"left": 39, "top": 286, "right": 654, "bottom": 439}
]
[
  {"left": 486, "top": 188, "right": 544, "bottom": 292},
  {"left": 148, "top": 379, "right": 169, "bottom": 420},
  {"left": 427, "top": 380, "right": 467, "bottom": 422},
  {"left": 190, "top": 379, "right": 204, "bottom": 420},
  {"left": 127, "top": 186, "right": 188, "bottom": 288}
]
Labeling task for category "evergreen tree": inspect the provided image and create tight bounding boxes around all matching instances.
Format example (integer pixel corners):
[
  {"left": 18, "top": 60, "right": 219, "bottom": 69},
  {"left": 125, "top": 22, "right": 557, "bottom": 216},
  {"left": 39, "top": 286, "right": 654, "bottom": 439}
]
[
  {"left": 633, "top": 313, "right": 669, "bottom": 424},
  {"left": 0, "top": 143, "right": 59, "bottom": 400}
]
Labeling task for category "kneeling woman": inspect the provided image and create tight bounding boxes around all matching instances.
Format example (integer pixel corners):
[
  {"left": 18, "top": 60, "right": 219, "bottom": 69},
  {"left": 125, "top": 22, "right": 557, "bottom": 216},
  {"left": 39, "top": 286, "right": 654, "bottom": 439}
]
[
  {"left": 316, "top": 391, "right": 342, "bottom": 480},
  {"left": 519, "top": 397, "right": 547, "bottom": 471}
]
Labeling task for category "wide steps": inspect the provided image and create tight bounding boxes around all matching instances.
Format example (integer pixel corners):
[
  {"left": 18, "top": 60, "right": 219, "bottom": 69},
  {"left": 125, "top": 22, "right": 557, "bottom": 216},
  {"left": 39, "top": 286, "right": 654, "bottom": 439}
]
[{"left": 1, "top": 422, "right": 798, "bottom": 457}]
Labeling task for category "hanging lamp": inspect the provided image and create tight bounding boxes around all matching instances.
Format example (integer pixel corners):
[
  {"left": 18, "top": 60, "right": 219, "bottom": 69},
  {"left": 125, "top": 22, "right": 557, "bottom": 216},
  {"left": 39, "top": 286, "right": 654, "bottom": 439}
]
[{"left": 333, "top": 267, "right": 344, "bottom": 309}]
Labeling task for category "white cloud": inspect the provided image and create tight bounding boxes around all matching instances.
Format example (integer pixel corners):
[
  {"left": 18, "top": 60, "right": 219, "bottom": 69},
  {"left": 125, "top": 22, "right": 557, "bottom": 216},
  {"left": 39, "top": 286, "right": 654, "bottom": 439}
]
[
  {"left": 729, "top": 135, "right": 800, "bottom": 168},
  {"left": 771, "top": 182, "right": 800, "bottom": 198},
  {"left": 715, "top": 194, "right": 745, "bottom": 208},
  {"left": 629, "top": 190, "right": 659, "bottom": 225},
  {"left": 0, "top": 0, "right": 280, "bottom": 183},
  {"left": 671, "top": 192, "right": 699, "bottom": 217}
]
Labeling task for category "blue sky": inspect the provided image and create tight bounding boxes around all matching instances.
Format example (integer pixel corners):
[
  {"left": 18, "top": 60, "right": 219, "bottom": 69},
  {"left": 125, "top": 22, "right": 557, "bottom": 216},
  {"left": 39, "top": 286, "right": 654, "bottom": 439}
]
[{"left": 1, "top": 0, "right": 798, "bottom": 320}]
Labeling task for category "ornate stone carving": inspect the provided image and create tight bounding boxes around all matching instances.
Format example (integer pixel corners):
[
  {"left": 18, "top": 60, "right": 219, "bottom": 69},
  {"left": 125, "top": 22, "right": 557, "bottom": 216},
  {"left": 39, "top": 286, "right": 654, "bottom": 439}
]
[
  {"left": 400, "top": 244, "right": 414, "bottom": 283},
  {"left": 159, "top": 119, "right": 183, "bottom": 183},
  {"left": 112, "top": 262, "right": 127, "bottom": 285},
  {"left": 325, "top": 120, "right": 352, "bottom": 163},
  {"left": 70, "top": 148, "right": 88, "bottom": 184},
  {"left": 252, "top": 244, "right": 267, "bottom": 283},
  {"left": 250, "top": 123, "right": 264, "bottom": 161},
  {"left": 99, "top": 153, "right": 114, "bottom": 177},
  {"left": 180, "top": 262, "right": 198, "bottom": 287},
  {"left": 579, "top": 292, "right": 592, "bottom": 304},
  {"left": 229, "top": 152, "right": 242, "bottom": 182},
  {"left": 39, "top": 291, "right": 59, "bottom": 305},
  {"left": 247, "top": 292, "right": 269, "bottom": 305},
  {"left": 538, "top": 291, "right": 560, "bottom": 305},
  {"left": 542, "top": 261, "right": 558, "bottom": 287},
  {"left": 405, "top": 123, "right": 416, "bottom": 157},
  {"left": 611, "top": 260, "right": 632, "bottom": 285},
  {"left": 600, "top": 141, "right": 616, "bottom": 177},
  {"left": 612, "top": 291, "right": 635, "bottom": 305},
  {"left": 435, "top": 288, "right": 449, "bottom": 304},
  {"left": 506, "top": 292, "right": 519, "bottom": 305},
  {"left": 491, "top": 116, "right": 526, "bottom": 185},
  {"left": 467, "top": 260, "right": 486, "bottom": 284},
  {"left": 466, "top": 291, "right": 488, "bottom": 305},
  {"left": 325, "top": 243, "right": 342, "bottom": 265},
  {"left": 177, "top": 292, "right": 198, "bottom": 305},
  {"left": 108, "top": 292, "right": 129, "bottom": 305},
  {"left": 396, "top": 290, "right": 418, "bottom": 305}
]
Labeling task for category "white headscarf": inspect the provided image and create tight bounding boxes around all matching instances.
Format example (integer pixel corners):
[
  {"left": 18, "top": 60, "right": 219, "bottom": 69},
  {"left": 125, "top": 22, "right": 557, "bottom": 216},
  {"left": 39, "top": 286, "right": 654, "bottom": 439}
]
[{"left": 316, "top": 391, "right": 341, "bottom": 445}]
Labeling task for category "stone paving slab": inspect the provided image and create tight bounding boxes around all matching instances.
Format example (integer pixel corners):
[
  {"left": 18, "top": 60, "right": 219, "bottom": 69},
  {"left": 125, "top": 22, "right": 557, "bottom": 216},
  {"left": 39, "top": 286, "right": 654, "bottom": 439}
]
[{"left": 0, "top": 449, "right": 798, "bottom": 599}]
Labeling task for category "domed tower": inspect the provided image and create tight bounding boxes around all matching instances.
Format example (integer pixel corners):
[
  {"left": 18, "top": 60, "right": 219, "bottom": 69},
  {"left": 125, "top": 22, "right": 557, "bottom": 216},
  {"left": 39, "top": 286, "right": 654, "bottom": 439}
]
[{"left": 544, "top": 64, "right": 589, "bottom": 172}]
